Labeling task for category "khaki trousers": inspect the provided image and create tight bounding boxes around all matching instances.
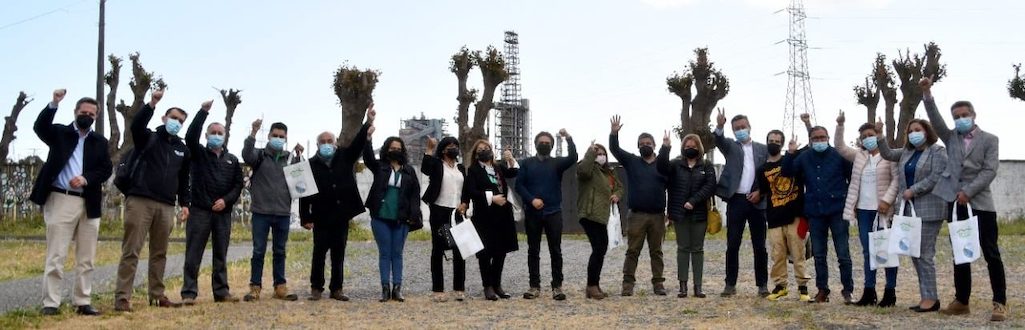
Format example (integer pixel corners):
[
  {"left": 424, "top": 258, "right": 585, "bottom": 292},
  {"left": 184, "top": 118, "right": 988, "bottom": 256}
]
[{"left": 42, "top": 192, "right": 100, "bottom": 308}]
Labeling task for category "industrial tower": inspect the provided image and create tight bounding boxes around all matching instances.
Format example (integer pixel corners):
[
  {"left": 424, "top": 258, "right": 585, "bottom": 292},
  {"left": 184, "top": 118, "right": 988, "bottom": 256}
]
[
  {"left": 782, "top": 0, "right": 816, "bottom": 136},
  {"left": 493, "top": 31, "right": 532, "bottom": 159}
]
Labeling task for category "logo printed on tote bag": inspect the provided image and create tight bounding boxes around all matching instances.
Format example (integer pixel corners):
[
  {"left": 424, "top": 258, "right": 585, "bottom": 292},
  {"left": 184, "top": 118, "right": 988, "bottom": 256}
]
[{"left": 899, "top": 237, "right": 910, "bottom": 252}]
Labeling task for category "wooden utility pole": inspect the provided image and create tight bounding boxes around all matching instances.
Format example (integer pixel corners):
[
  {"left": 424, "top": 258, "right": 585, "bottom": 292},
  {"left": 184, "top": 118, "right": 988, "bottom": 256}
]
[{"left": 95, "top": 0, "right": 106, "bottom": 135}]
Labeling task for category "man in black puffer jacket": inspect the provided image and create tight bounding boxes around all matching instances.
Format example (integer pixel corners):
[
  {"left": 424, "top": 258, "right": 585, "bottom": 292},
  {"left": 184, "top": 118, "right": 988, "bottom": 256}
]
[{"left": 179, "top": 100, "right": 244, "bottom": 305}]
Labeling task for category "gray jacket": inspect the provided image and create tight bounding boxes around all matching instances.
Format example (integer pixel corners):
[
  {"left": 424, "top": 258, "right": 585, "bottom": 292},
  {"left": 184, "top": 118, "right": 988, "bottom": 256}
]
[
  {"left": 243, "top": 136, "right": 299, "bottom": 216},
  {"left": 714, "top": 128, "right": 768, "bottom": 209},
  {"left": 878, "top": 142, "right": 949, "bottom": 222},
  {"left": 923, "top": 96, "right": 1000, "bottom": 212}
]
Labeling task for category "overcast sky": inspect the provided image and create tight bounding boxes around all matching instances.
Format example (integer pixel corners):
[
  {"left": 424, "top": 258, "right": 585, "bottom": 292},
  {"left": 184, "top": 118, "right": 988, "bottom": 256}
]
[{"left": 3, "top": 0, "right": 1024, "bottom": 162}]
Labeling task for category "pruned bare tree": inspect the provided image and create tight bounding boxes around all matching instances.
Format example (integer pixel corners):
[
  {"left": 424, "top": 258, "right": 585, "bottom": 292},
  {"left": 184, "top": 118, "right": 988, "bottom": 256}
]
[
  {"left": 218, "top": 88, "right": 242, "bottom": 147},
  {"left": 853, "top": 44, "right": 945, "bottom": 147},
  {"left": 1, "top": 92, "right": 32, "bottom": 164},
  {"left": 450, "top": 46, "right": 480, "bottom": 161},
  {"left": 667, "top": 48, "right": 730, "bottom": 155},
  {"left": 333, "top": 65, "right": 378, "bottom": 148},
  {"left": 111, "top": 52, "right": 167, "bottom": 163},
  {"left": 104, "top": 54, "right": 122, "bottom": 158},
  {"left": 451, "top": 46, "right": 508, "bottom": 162},
  {"left": 1010, "top": 63, "right": 1025, "bottom": 102}
]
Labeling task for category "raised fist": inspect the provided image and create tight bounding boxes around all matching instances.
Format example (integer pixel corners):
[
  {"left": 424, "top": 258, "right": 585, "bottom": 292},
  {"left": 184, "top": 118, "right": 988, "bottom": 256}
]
[
  {"left": 558, "top": 128, "right": 569, "bottom": 138},
  {"left": 800, "top": 113, "right": 811, "bottom": 124},
  {"left": 201, "top": 100, "right": 214, "bottom": 112},
  {"left": 52, "top": 89, "right": 67, "bottom": 104}
]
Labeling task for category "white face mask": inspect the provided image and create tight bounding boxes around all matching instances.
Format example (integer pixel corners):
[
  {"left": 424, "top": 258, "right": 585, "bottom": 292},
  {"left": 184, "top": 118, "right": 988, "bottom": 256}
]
[{"left": 596, "top": 155, "right": 607, "bottom": 165}]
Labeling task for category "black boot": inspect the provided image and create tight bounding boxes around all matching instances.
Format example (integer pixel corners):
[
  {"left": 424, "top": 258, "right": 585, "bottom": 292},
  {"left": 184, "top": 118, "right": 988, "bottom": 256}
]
[
  {"left": 391, "top": 284, "right": 405, "bottom": 302},
  {"left": 380, "top": 284, "right": 391, "bottom": 303},
  {"left": 677, "top": 281, "right": 688, "bottom": 298},
  {"left": 854, "top": 288, "right": 877, "bottom": 307},
  {"left": 877, "top": 288, "right": 896, "bottom": 308}
]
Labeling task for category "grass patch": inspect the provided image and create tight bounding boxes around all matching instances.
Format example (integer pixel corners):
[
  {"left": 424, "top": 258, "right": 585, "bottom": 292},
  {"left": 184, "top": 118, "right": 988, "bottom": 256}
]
[{"left": 0, "top": 240, "right": 186, "bottom": 282}]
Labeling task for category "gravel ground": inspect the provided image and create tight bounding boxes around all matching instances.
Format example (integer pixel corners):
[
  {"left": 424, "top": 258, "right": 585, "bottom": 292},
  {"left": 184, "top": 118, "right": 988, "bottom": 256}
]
[{"left": 24, "top": 231, "right": 1025, "bottom": 329}]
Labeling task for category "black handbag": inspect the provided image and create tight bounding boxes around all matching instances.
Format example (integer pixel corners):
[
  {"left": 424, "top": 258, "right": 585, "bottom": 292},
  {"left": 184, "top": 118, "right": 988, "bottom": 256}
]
[{"left": 437, "top": 211, "right": 457, "bottom": 250}]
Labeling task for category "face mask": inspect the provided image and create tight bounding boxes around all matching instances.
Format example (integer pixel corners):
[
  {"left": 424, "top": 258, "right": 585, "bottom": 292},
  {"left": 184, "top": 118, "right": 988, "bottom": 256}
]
[
  {"left": 734, "top": 129, "right": 750, "bottom": 142},
  {"left": 639, "top": 145, "right": 655, "bottom": 158},
  {"left": 536, "top": 143, "right": 552, "bottom": 156},
  {"left": 812, "top": 141, "right": 829, "bottom": 153},
  {"left": 164, "top": 120, "right": 182, "bottom": 136},
  {"left": 767, "top": 143, "right": 782, "bottom": 156},
  {"left": 444, "top": 148, "right": 460, "bottom": 159},
  {"left": 206, "top": 134, "right": 225, "bottom": 149},
  {"left": 387, "top": 150, "right": 405, "bottom": 162},
  {"left": 596, "top": 155, "right": 607, "bottom": 165},
  {"left": 861, "top": 136, "right": 878, "bottom": 151},
  {"left": 319, "top": 144, "right": 336, "bottom": 158},
  {"left": 908, "top": 131, "right": 926, "bottom": 147},
  {"left": 268, "top": 137, "right": 286, "bottom": 150},
  {"left": 75, "top": 115, "right": 94, "bottom": 130},
  {"left": 955, "top": 117, "right": 974, "bottom": 134},
  {"left": 684, "top": 148, "right": 700, "bottom": 159},
  {"left": 477, "top": 150, "right": 494, "bottom": 162}
]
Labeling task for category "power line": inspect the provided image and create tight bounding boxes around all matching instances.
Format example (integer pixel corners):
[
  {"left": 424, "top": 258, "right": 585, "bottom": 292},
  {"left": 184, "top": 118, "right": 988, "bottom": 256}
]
[{"left": 0, "top": 0, "right": 90, "bottom": 31}]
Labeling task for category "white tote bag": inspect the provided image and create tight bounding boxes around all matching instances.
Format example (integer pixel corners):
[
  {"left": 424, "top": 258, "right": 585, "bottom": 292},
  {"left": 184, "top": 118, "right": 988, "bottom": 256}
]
[
  {"left": 887, "top": 200, "right": 922, "bottom": 258},
  {"left": 283, "top": 158, "right": 319, "bottom": 199},
  {"left": 451, "top": 214, "right": 484, "bottom": 260},
  {"left": 948, "top": 203, "right": 982, "bottom": 265},
  {"left": 607, "top": 204, "right": 626, "bottom": 251},
  {"left": 868, "top": 214, "right": 900, "bottom": 270}
]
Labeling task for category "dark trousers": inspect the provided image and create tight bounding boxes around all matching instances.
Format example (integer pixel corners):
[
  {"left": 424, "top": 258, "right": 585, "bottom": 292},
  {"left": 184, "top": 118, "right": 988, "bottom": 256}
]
[
  {"left": 950, "top": 203, "right": 1006, "bottom": 305},
  {"left": 429, "top": 204, "right": 465, "bottom": 292},
  {"left": 809, "top": 213, "right": 854, "bottom": 292},
  {"left": 580, "top": 218, "right": 609, "bottom": 286},
  {"left": 525, "top": 211, "right": 564, "bottom": 288},
  {"left": 250, "top": 213, "right": 290, "bottom": 287},
  {"left": 478, "top": 251, "right": 507, "bottom": 288},
  {"left": 181, "top": 208, "right": 232, "bottom": 299},
  {"left": 622, "top": 211, "right": 666, "bottom": 285},
  {"left": 725, "top": 194, "right": 768, "bottom": 287},
  {"left": 310, "top": 218, "right": 349, "bottom": 292}
]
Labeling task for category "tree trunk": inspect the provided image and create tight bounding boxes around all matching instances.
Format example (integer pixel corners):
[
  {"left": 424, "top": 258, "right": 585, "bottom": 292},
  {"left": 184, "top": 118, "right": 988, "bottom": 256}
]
[
  {"left": 105, "top": 55, "right": 122, "bottom": 161},
  {"left": 113, "top": 52, "right": 166, "bottom": 163},
  {"left": 219, "top": 89, "right": 242, "bottom": 147},
  {"left": 667, "top": 48, "right": 729, "bottom": 155},
  {"left": 0, "top": 92, "right": 31, "bottom": 164},
  {"left": 333, "top": 66, "right": 378, "bottom": 149}
]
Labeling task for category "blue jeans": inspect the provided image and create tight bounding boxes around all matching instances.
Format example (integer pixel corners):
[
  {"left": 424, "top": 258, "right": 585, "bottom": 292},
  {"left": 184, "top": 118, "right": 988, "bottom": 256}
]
[
  {"left": 250, "top": 213, "right": 291, "bottom": 287},
  {"left": 856, "top": 209, "right": 897, "bottom": 289},
  {"left": 809, "top": 213, "right": 853, "bottom": 293},
  {"left": 372, "top": 218, "right": 409, "bottom": 286}
]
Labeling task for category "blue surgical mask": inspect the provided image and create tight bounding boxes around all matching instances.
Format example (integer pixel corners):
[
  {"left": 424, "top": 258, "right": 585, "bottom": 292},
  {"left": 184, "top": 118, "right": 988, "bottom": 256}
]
[
  {"left": 206, "top": 134, "right": 225, "bottom": 149},
  {"left": 908, "top": 131, "right": 926, "bottom": 147},
  {"left": 164, "top": 120, "right": 182, "bottom": 136},
  {"left": 955, "top": 117, "right": 974, "bottom": 134},
  {"left": 319, "top": 143, "right": 336, "bottom": 158},
  {"left": 268, "top": 137, "right": 286, "bottom": 150},
  {"left": 812, "top": 141, "right": 829, "bottom": 153},
  {"left": 734, "top": 129, "right": 750, "bottom": 142},
  {"left": 861, "top": 136, "right": 878, "bottom": 151}
]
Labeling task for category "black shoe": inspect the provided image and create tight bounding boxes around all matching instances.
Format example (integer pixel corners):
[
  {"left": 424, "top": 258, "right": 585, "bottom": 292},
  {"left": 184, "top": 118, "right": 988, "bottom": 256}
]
[
  {"left": 552, "top": 287, "right": 566, "bottom": 301},
  {"left": 854, "top": 288, "right": 877, "bottom": 306},
  {"left": 720, "top": 285, "right": 737, "bottom": 297},
  {"left": 380, "top": 284, "right": 391, "bottom": 303},
  {"left": 391, "top": 284, "right": 405, "bottom": 302},
  {"left": 484, "top": 287, "right": 499, "bottom": 301},
  {"left": 877, "top": 288, "right": 896, "bottom": 308},
  {"left": 75, "top": 305, "right": 102, "bottom": 316},
  {"left": 40, "top": 307, "right": 60, "bottom": 316},
  {"left": 677, "top": 281, "right": 688, "bottom": 298},
  {"left": 309, "top": 288, "right": 324, "bottom": 301},
  {"left": 494, "top": 286, "right": 512, "bottom": 299},
  {"left": 330, "top": 289, "right": 350, "bottom": 302},
  {"left": 758, "top": 286, "right": 771, "bottom": 298},
  {"left": 911, "top": 301, "right": 941, "bottom": 313}
]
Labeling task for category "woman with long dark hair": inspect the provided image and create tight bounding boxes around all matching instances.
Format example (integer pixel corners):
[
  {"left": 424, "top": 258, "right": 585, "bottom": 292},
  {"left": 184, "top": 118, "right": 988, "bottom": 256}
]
[
  {"left": 576, "top": 142, "right": 624, "bottom": 299},
  {"left": 421, "top": 136, "right": 467, "bottom": 302},
  {"left": 461, "top": 140, "right": 519, "bottom": 301}
]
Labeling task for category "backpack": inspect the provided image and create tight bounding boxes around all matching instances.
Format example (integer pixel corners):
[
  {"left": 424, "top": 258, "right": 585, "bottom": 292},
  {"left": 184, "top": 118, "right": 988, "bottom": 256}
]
[{"left": 114, "top": 135, "right": 156, "bottom": 193}]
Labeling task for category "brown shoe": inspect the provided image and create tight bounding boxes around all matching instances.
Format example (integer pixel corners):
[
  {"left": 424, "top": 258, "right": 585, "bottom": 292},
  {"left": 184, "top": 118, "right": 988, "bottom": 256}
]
[
  {"left": 214, "top": 294, "right": 240, "bottom": 303},
  {"left": 308, "top": 289, "right": 323, "bottom": 301},
  {"left": 811, "top": 289, "right": 830, "bottom": 303},
  {"left": 653, "top": 283, "right": 667, "bottom": 296},
  {"left": 586, "top": 286, "right": 605, "bottom": 300},
  {"left": 273, "top": 284, "right": 299, "bottom": 301},
  {"left": 243, "top": 285, "right": 261, "bottom": 302},
  {"left": 114, "top": 298, "right": 133, "bottom": 312},
  {"left": 621, "top": 282, "right": 635, "bottom": 297},
  {"left": 991, "top": 302, "right": 1007, "bottom": 321},
  {"left": 149, "top": 296, "right": 183, "bottom": 308},
  {"left": 330, "top": 289, "right": 350, "bottom": 302},
  {"left": 940, "top": 300, "right": 971, "bottom": 316}
]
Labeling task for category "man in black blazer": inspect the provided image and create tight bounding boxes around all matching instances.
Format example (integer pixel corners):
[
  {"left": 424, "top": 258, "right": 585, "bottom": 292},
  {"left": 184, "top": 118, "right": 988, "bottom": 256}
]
[{"left": 30, "top": 89, "right": 113, "bottom": 316}]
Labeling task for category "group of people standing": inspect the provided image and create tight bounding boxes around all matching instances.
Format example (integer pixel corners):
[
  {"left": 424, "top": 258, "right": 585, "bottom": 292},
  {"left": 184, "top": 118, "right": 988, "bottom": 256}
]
[{"left": 30, "top": 76, "right": 1007, "bottom": 322}]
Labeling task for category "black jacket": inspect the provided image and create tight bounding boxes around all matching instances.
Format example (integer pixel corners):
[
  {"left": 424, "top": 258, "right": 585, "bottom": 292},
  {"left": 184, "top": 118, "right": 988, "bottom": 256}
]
[
  {"left": 299, "top": 123, "right": 371, "bottom": 225},
  {"left": 123, "top": 104, "right": 191, "bottom": 207},
  {"left": 363, "top": 142, "right": 422, "bottom": 227},
  {"left": 462, "top": 161, "right": 519, "bottom": 254},
  {"left": 30, "top": 104, "right": 113, "bottom": 218},
  {"left": 184, "top": 110, "right": 243, "bottom": 213},
  {"left": 656, "top": 145, "right": 717, "bottom": 222},
  {"left": 420, "top": 153, "right": 466, "bottom": 205}
]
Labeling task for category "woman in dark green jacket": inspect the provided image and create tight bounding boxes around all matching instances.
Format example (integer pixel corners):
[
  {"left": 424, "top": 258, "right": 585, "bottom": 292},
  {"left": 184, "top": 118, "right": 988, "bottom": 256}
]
[{"left": 577, "top": 142, "right": 625, "bottom": 300}]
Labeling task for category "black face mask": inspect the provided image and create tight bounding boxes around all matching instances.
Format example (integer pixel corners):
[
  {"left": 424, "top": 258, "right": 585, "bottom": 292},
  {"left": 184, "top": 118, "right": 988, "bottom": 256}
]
[
  {"left": 639, "top": 145, "right": 655, "bottom": 158},
  {"left": 767, "top": 143, "right": 782, "bottom": 156},
  {"left": 386, "top": 150, "right": 405, "bottom": 162},
  {"left": 536, "top": 143, "right": 552, "bottom": 156},
  {"left": 444, "top": 148, "right": 460, "bottom": 159},
  {"left": 477, "top": 150, "right": 493, "bottom": 162},
  {"left": 75, "top": 115, "right": 94, "bottom": 130},
  {"left": 684, "top": 148, "right": 700, "bottom": 159}
]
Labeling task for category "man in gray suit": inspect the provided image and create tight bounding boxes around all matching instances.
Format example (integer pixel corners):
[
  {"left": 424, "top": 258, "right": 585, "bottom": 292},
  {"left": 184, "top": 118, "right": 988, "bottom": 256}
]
[
  {"left": 921, "top": 77, "right": 1006, "bottom": 322},
  {"left": 714, "top": 109, "right": 770, "bottom": 297}
]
